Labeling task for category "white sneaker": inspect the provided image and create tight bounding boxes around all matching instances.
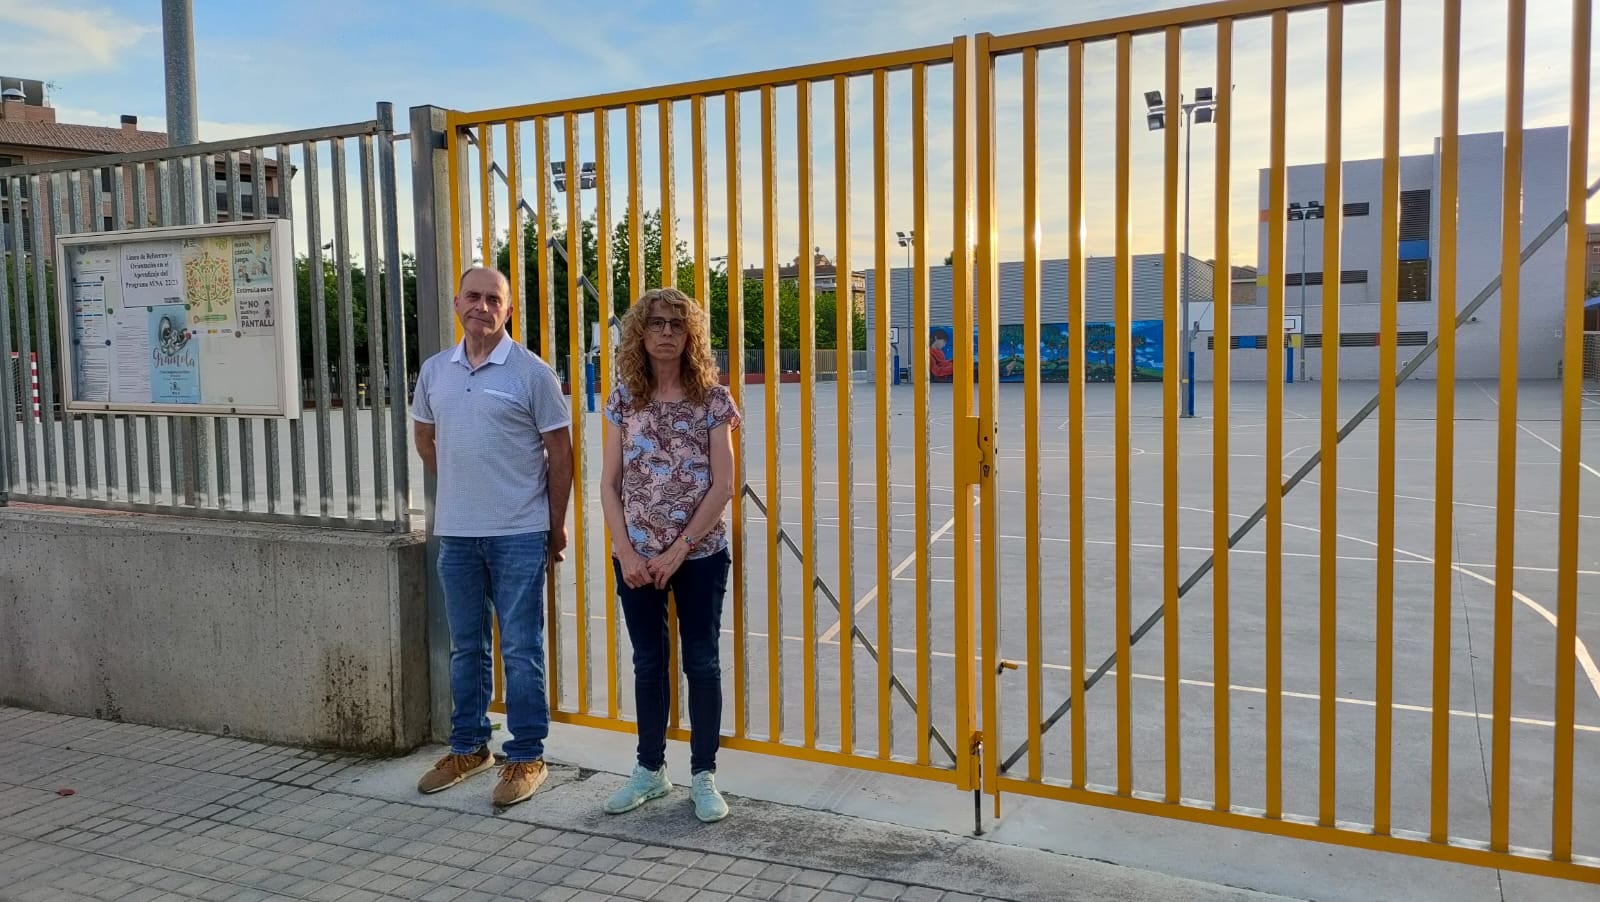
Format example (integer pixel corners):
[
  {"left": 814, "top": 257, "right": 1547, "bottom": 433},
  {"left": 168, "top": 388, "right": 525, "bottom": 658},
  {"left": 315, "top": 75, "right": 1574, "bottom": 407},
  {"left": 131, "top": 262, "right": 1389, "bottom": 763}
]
[
  {"left": 691, "top": 771, "right": 729, "bottom": 823},
  {"left": 604, "top": 764, "right": 671, "bottom": 815}
]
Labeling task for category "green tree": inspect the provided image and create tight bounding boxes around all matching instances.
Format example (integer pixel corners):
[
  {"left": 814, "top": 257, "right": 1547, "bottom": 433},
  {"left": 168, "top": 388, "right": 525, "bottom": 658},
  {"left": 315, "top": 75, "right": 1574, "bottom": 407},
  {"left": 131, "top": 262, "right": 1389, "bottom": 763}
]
[{"left": 609, "top": 210, "right": 693, "bottom": 309}]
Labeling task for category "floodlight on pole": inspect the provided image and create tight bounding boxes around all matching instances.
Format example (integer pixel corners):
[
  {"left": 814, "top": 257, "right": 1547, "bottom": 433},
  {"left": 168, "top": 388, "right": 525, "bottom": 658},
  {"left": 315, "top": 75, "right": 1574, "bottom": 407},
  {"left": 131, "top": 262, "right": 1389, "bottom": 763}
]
[
  {"left": 1287, "top": 200, "right": 1325, "bottom": 382},
  {"left": 550, "top": 160, "right": 596, "bottom": 192},
  {"left": 1144, "top": 84, "right": 1219, "bottom": 418},
  {"left": 895, "top": 230, "right": 916, "bottom": 340}
]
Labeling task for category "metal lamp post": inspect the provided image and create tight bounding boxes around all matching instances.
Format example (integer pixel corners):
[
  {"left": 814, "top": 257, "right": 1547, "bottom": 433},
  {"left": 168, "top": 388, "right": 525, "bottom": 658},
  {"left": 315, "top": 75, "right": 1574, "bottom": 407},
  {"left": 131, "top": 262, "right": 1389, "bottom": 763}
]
[
  {"left": 896, "top": 230, "right": 914, "bottom": 385},
  {"left": 1144, "top": 86, "right": 1217, "bottom": 418},
  {"left": 1287, "top": 200, "right": 1324, "bottom": 383}
]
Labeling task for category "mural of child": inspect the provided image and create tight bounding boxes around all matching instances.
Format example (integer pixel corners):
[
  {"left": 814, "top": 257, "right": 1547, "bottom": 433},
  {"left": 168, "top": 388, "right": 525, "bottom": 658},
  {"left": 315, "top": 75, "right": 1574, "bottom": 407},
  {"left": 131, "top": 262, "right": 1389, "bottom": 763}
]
[{"left": 928, "top": 328, "right": 954, "bottom": 382}]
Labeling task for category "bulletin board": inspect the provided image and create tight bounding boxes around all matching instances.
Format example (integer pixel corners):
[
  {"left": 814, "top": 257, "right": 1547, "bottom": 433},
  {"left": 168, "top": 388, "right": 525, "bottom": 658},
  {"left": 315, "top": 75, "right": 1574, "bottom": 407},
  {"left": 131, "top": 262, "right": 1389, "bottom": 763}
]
[{"left": 55, "top": 219, "right": 300, "bottom": 418}]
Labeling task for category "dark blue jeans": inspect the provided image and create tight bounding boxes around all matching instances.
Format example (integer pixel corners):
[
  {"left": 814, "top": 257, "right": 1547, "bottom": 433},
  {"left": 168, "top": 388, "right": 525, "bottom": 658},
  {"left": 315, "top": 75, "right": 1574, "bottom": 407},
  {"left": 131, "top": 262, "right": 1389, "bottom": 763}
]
[
  {"left": 438, "top": 531, "right": 549, "bottom": 763},
  {"left": 614, "top": 549, "right": 730, "bottom": 774}
]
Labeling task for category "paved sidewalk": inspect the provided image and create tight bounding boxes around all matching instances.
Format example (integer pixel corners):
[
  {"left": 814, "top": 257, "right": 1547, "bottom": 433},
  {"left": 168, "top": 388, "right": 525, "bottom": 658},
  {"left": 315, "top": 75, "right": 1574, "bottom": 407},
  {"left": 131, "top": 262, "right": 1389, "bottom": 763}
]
[{"left": 0, "top": 708, "right": 1290, "bottom": 902}]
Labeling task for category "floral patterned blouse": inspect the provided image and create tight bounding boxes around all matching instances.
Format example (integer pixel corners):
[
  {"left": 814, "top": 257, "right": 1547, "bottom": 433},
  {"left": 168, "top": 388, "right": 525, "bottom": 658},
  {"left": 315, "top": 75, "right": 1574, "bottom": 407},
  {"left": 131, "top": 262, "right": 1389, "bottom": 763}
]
[{"left": 604, "top": 383, "right": 742, "bottom": 560}]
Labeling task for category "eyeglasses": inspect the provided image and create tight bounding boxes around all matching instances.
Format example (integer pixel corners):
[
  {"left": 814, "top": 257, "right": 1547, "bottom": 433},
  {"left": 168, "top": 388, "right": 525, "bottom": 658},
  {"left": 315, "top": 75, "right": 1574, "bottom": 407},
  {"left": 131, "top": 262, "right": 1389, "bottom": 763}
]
[{"left": 646, "top": 316, "right": 687, "bottom": 335}]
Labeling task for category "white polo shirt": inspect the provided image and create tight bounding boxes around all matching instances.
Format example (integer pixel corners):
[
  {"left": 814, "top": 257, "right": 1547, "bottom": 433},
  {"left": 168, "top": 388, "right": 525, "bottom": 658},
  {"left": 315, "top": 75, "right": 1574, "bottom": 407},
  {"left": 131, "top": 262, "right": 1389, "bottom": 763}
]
[{"left": 411, "top": 334, "right": 571, "bottom": 537}]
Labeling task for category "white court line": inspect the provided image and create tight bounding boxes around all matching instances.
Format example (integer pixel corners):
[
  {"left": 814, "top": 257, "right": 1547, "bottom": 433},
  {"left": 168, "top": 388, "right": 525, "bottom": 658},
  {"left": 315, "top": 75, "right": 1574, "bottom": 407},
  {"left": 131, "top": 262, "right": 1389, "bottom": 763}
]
[
  {"left": 816, "top": 508, "right": 961, "bottom": 644},
  {"left": 1299, "top": 478, "right": 1600, "bottom": 521},
  {"left": 815, "top": 481, "right": 1592, "bottom": 523},
  {"left": 555, "top": 610, "right": 1600, "bottom": 735},
  {"left": 1278, "top": 519, "right": 1600, "bottom": 707},
  {"left": 1471, "top": 381, "right": 1600, "bottom": 481}
]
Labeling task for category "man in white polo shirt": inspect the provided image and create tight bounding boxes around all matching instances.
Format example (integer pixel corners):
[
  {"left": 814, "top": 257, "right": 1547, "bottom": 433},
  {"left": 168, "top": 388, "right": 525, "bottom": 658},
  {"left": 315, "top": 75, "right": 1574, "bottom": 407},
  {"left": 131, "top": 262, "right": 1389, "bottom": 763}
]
[{"left": 411, "top": 266, "right": 573, "bottom": 808}]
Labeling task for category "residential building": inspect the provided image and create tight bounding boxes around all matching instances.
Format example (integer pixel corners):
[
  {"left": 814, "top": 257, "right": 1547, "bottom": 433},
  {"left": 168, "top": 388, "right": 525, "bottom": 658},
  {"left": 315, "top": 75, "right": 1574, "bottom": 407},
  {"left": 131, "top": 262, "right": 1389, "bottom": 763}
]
[
  {"left": 741, "top": 251, "right": 868, "bottom": 314},
  {"left": 1, "top": 76, "right": 283, "bottom": 257}
]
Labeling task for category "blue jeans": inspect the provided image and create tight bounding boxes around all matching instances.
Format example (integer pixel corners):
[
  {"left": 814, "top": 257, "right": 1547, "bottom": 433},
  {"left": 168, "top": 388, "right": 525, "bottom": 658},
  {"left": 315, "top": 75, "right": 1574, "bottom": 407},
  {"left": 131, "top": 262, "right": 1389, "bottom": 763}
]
[
  {"left": 614, "top": 549, "right": 730, "bottom": 774},
  {"left": 438, "top": 531, "right": 549, "bottom": 763}
]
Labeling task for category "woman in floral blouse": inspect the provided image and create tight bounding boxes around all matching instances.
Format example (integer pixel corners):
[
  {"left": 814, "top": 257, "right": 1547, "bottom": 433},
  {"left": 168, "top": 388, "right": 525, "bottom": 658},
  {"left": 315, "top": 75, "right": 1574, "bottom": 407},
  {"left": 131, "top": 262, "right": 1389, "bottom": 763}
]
[{"left": 599, "top": 287, "right": 741, "bottom": 823}]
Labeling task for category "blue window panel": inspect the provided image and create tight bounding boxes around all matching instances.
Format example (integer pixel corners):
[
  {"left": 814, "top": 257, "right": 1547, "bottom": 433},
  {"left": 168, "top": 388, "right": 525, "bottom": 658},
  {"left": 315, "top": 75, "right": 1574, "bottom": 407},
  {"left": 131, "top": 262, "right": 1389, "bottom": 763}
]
[{"left": 1398, "top": 239, "right": 1429, "bottom": 261}]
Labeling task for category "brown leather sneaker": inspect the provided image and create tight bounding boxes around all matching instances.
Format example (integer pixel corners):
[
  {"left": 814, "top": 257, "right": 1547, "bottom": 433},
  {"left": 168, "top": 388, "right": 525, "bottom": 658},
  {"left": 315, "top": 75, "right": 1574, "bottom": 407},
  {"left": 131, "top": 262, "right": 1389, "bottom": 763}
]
[
  {"left": 416, "top": 746, "right": 493, "bottom": 794},
  {"left": 492, "top": 760, "right": 547, "bottom": 807}
]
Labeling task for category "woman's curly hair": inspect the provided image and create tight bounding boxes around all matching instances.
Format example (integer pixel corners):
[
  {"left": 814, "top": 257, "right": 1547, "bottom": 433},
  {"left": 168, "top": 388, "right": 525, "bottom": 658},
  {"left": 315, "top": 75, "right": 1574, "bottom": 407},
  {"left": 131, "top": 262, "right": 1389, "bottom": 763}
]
[{"left": 616, "top": 287, "right": 720, "bottom": 409}]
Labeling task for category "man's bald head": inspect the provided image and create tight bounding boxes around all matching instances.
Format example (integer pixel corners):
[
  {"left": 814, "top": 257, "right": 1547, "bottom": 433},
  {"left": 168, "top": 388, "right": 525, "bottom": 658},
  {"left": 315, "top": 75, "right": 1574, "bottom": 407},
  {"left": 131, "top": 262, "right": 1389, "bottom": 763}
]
[
  {"left": 454, "top": 266, "right": 513, "bottom": 343},
  {"left": 458, "top": 266, "right": 510, "bottom": 296}
]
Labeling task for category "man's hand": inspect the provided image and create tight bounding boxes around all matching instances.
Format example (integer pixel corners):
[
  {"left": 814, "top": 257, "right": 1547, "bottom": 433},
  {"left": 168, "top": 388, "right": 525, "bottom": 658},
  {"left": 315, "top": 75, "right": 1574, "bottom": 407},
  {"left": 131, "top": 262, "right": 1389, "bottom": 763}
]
[
  {"left": 548, "top": 526, "right": 568, "bottom": 563},
  {"left": 645, "top": 541, "right": 689, "bottom": 591},
  {"left": 618, "top": 549, "right": 652, "bottom": 590}
]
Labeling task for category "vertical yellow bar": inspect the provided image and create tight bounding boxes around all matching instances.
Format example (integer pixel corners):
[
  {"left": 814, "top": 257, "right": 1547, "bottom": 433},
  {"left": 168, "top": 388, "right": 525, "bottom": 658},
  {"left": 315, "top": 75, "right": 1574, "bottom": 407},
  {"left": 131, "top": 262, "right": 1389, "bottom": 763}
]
[
  {"left": 1551, "top": 0, "right": 1590, "bottom": 862},
  {"left": 873, "top": 68, "right": 896, "bottom": 762},
  {"left": 628, "top": 105, "right": 643, "bottom": 301},
  {"left": 1489, "top": 0, "right": 1525, "bottom": 855},
  {"left": 1548, "top": 0, "right": 1587, "bottom": 863},
  {"left": 1161, "top": 25, "right": 1182, "bottom": 804},
  {"left": 624, "top": 105, "right": 649, "bottom": 719},
  {"left": 724, "top": 89, "right": 750, "bottom": 741},
  {"left": 1430, "top": 0, "right": 1461, "bottom": 843},
  {"left": 833, "top": 74, "right": 857, "bottom": 755},
  {"left": 1212, "top": 18, "right": 1234, "bottom": 813},
  {"left": 693, "top": 95, "right": 709, "bottom": 308},
  {"left": 1319, "top": 0, "right": 1345, "bottom": 830},
  {"left": 660, "top": 99, "right": 676, "bottom": 290},
  {"left": 534, "top": 117, "right": 559, "bottom": 707},
  {"left": 478, "top": 125, "right": 495, "bottom": 268},
  {"left": 594, "top": 110, "right": 620, "bottom": 721},
  {"left": 564, "top": 112, "right": 591, "bottom": 716},
  {"left": 760, "top": 84, "right": 785, "bottom": 744},
  {"left": 1112, "top": 31, "right": 1134, "bottom": 798},
  {"left": 975, "top": 33, "right": 1001, "bottom": 810},
  {"left": 447, "top": 125, "right": 463, "bottom": 303},
  {"left": 1021, "top": 47, "right": 1043, "bottom": 786},
  {"left": 1067, "top": 39, "right": 1088, "bottom": 792},
  {"left": 951, "top": 34, "right": 978, "bottom": 793},
  {"left": 508, "top": 125, "right": 525, "bottom": 345},
  {"left": 1264, "top": 10, "right": 1288, "bottom": 821},
  {"left": 796, "top": 80, "right": 819, "bottom": 749},
  {"left": 1374, "top": 0, "right": 1402, "bottom": 837},
  {"left": 536, "top": 120, "right": 556, "bottom": 360},
  {"left": 909, "top": 63, "right": 931, "bottom": 769}
]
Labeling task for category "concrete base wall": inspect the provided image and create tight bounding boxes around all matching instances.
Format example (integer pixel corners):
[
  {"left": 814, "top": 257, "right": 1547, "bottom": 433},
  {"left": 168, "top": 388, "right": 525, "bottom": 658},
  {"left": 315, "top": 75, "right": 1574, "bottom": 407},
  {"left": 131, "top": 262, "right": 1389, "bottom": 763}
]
[{"left": 0, "top": 505, "right": 430, "bottom": 755}]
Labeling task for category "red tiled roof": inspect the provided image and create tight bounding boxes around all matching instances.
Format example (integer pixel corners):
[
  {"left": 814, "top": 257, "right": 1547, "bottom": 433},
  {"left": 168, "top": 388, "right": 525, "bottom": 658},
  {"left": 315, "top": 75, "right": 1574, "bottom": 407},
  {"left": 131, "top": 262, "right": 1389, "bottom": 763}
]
[{"left": 0, "top": 121, "right": 168, "bottom": 155}]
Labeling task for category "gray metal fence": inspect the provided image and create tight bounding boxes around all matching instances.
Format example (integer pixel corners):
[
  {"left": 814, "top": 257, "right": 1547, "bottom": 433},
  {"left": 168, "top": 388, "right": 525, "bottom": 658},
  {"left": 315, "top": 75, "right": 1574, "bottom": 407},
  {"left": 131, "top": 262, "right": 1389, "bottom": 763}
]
[{"left": 0, "top": 103, "right": 411, "bottom": 530}]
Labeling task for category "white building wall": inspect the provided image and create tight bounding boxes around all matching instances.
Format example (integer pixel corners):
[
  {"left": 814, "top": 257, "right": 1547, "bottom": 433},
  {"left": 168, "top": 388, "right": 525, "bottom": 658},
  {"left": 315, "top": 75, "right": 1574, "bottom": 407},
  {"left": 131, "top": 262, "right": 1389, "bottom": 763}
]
[{"left": 1191, "top": 126, "right": 1568, "bottom": 382}]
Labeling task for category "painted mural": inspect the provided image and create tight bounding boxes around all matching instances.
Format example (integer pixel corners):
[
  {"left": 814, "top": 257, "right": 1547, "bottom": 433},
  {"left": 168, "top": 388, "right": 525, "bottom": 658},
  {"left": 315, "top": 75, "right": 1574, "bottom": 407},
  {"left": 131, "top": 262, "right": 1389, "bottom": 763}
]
[{"left": 929, "top": 322, "right": 1166, "bottom": 383}]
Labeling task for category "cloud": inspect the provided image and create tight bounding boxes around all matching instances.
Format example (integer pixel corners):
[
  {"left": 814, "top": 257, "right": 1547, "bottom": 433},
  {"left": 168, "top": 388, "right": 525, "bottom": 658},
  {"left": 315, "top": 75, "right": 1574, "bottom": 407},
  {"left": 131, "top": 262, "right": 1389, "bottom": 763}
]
[{"left": 0, "top": 3, "right": 156, "bottom": 76}]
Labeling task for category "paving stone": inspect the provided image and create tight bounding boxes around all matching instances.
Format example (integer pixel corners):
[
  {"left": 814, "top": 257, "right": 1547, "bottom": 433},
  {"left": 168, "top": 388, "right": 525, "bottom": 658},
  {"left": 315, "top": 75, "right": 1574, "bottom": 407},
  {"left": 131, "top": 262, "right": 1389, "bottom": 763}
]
[
  {"left": 825, "top": 874, "right": 870, "bottom": 895},
  {"left": 863, "top": 879, "right": 909, "bottom": 900}
]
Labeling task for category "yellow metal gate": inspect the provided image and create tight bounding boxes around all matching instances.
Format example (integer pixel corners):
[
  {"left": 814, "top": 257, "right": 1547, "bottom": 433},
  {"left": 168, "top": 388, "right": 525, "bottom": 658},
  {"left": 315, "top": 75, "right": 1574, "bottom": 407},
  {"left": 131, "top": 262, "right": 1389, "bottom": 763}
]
[{"left": 441, "top": 0, "right": 1597, "bottom": 884}]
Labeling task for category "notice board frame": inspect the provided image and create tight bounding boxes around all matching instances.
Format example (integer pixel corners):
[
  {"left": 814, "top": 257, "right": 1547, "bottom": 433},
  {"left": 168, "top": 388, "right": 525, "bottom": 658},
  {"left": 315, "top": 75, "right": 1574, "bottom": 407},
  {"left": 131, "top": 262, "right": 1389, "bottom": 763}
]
[{"left": 54, "top": 218, "right": 301, "bottom": 419}]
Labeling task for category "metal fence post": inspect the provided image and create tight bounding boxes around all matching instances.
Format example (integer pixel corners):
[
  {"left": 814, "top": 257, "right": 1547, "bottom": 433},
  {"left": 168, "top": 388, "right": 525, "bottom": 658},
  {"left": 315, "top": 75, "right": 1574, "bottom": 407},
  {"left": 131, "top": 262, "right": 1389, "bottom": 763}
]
[{"left": 410, "top": 104, "right": 456, "bottom": 742}]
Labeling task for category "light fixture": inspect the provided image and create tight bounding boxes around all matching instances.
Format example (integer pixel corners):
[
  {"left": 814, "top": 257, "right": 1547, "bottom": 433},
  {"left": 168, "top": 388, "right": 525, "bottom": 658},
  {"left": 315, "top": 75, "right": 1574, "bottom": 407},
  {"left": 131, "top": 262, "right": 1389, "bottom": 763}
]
[
  {"left": 1147, "top": 112, "right": 1165, "bottom": 131},
  {"left": 1195, "top": 86, "right": 1215, "bottom": 103},
  {"left": 1144, "top": 90, "right": 1163, "bottom": 109},
  {"left": 1195, "top": 106, "right": 1214, "bottom": 124}
]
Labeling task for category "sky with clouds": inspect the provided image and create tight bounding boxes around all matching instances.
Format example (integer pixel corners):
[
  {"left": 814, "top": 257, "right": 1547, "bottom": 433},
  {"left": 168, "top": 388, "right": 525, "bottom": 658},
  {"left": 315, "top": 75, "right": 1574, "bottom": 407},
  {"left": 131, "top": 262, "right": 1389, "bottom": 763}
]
[{"left": 3, "top": 0, "right": 1595, "bottom": 274}]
